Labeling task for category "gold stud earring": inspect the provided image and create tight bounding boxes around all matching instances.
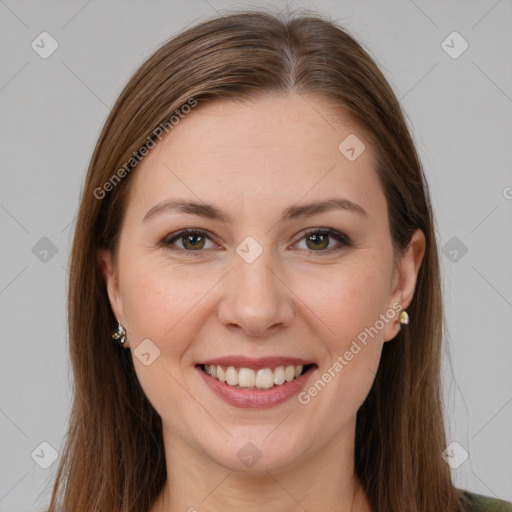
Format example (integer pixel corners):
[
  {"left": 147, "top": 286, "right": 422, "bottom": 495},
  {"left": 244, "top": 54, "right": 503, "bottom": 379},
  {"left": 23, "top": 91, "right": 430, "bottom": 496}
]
[{"left": 399, "top": 310, "right": 409, "bottom": 325}]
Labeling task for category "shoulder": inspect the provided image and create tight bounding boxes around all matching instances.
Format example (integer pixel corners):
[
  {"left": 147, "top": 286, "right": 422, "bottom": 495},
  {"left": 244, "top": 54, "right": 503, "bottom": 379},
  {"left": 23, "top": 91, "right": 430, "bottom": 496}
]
[{"left": 458, "top": 489, "right": 512, "bottom": 512}]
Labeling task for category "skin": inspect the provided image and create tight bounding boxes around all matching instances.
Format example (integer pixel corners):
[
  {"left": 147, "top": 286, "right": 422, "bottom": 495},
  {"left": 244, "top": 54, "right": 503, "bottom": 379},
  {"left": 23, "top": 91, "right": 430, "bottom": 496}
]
[{"left": 99, "top": 93, "right": 425, "bottom": 512}]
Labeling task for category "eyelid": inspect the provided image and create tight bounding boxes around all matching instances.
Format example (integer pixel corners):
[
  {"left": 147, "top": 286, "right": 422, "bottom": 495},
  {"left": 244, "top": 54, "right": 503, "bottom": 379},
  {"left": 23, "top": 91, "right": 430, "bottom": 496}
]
[
  {"left": 162, "top": 227, "right": 351, "bottom": 256},
  {"left": 293, "top": 228, "right": 351, "bottom": 253},
  {"left": 162, "top": 228, "right": 220, "bottom": 255}
]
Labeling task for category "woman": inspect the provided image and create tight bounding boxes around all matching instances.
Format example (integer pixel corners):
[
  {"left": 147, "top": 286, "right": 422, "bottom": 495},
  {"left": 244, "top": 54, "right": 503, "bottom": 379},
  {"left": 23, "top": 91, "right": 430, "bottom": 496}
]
[{"left": 46, "top": 8, "right": 512, "bottom": 512}]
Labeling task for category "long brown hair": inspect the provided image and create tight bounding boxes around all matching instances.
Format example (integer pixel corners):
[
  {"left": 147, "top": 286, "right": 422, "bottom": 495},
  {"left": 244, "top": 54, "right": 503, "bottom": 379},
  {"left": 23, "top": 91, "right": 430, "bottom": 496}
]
[{"left": 47, "top": 7, "right": 465, "bottom": 511}]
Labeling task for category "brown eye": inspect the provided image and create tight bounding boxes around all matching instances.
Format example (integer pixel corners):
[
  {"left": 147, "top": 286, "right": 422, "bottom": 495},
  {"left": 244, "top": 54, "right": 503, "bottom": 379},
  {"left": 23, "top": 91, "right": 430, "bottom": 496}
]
[
  {"left": 305, "top": 233, "right": 330, "bottom": 251},
  {"left": 163, "top": 228, "right": 351, "bottom": 257},
  {"left": 164, "top": 229, "right": 215, "bottom": 255},
  {"left": 181, "top": 232, "right": 206, "bottom": 250},
  {"left": 295, "top": 229, "right": 350, "bottom": 254}
]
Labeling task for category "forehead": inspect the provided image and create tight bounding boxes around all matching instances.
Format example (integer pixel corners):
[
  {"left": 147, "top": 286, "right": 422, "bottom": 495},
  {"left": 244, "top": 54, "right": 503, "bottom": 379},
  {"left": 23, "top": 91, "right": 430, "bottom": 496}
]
[{"left": 124, "top": 93, "right": 385, "bottom": 222}]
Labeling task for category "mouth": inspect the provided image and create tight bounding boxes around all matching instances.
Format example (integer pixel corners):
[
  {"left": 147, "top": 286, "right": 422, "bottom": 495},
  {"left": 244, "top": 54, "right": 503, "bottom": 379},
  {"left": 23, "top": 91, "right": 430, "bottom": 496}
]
[
  {"left": 194, "top": 357, "right": 318, "bottom": 408},
  {"left": 197, "top": 362, "right": 316, "bottom": 390}
]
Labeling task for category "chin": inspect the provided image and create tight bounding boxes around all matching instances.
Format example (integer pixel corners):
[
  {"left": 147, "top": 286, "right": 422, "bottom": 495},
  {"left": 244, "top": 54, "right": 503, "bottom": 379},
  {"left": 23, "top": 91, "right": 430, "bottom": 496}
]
[{"left": 198, "top": 429, "right": 309, "bottom": 474}]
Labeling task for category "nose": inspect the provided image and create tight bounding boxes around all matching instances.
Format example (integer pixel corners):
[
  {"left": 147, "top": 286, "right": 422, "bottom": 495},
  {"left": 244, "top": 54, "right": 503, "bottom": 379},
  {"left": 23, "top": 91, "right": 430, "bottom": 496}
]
[{"left": 217, "top": 250, "right": 295, "bottom": 337}]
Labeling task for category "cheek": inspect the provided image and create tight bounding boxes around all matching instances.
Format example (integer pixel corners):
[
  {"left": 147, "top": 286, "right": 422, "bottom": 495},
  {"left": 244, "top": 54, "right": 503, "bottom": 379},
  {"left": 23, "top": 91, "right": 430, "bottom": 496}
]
[
  {"left": 120, "top": 263, "right": 209, "bottom": 427},
  {"left": 295, "top": 268, "right": 387, "bottom": 427},
  {"left": 122, "top": 266, "right": 204, "bottom": 351},
  {"left": 294, "top": 255, "right": 392, "bottom": 399},
  {"left": 298, "top": 256, "right": 392, "bottom": 339}
]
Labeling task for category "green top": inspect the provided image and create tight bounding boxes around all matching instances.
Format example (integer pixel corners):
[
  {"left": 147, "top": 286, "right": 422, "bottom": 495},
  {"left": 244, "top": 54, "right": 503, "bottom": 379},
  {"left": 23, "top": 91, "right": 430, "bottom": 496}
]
[{"left": 459, "top": 489, "right": 512, "bottom": 511}]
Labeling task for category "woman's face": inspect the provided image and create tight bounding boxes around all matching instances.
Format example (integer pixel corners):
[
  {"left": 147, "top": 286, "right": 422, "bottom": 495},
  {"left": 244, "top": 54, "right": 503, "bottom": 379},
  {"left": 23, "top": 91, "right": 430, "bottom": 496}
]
[{"left": 100, "top": 93, "right": 424, "bottom": 473}]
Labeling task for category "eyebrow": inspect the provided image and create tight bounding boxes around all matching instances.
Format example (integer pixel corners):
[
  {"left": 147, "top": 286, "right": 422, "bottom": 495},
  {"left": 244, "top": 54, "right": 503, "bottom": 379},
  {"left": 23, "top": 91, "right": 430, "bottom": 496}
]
[{"left": 142, "top": 196, "right": 368, "bottom": 224}]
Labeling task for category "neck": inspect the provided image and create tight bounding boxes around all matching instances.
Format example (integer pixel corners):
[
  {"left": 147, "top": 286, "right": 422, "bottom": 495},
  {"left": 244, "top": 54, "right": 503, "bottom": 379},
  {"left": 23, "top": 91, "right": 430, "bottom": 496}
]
[{"left": 151, "top": 421, "right": 372, "bottom": 512}]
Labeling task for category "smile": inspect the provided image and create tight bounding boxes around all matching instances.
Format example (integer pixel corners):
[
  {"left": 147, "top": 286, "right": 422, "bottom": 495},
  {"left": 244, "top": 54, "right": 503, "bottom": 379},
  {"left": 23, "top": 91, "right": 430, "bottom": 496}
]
[
  {"left": 201, "top": 363, "right": 314, "bottom": 389},
  {"left": 195, "top": 358, "right": 318, "bottom": 408}
]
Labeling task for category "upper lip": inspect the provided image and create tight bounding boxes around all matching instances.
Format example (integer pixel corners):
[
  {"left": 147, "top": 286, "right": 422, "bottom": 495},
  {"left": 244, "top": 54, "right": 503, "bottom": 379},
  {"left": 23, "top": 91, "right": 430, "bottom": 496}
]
[{"left": 197, "top": 356, "right": 316, "bottom": 370}]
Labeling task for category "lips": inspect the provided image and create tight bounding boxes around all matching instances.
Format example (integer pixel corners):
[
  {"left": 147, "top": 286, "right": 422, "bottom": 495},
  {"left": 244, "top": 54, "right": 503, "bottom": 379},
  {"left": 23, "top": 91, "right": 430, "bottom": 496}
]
[{"left": 195, "top": 356, "right": 318, "bottom": 408}]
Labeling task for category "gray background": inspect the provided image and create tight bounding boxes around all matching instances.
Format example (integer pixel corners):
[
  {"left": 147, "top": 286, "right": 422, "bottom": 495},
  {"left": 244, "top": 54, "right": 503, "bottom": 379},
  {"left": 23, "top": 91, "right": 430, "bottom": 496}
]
[{"left": 0, "top": 0, "right": 511, "bottom": 510}]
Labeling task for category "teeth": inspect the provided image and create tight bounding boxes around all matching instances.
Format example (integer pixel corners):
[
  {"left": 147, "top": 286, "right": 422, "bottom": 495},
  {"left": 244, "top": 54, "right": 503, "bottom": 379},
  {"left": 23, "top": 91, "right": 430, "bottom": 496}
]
[
  {"left": 225, "top": 366, "right": 238, "bottom": 386},
  {"left": 203, "top": 364, "right": 306, "bottom": 389},
  {"left": 256, "top": 368, "right": 273, "bottom": 389},
  {"left": 273, "top": 366, "right": 285, "bottom": 385},
  {"left": 238, "top": 368, "right": 256, "bottom": 387}
]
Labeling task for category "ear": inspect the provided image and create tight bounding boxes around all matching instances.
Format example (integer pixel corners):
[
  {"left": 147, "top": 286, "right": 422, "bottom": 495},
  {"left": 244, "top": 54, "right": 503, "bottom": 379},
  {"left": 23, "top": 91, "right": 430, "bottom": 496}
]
[
  {"left": 383, "top": 228, "right": 426, "bottom": 342},
  {"left": 97, "top": 248, "right": 127, "bottom": 345}
]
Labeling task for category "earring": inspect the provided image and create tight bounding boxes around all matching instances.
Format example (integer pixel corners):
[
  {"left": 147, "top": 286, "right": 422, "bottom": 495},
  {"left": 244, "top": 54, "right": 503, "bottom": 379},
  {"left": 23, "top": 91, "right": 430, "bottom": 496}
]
[
  {"left": 399, "top": 310, "right": 409, "bottom": 325},
  {"left": 112, "top": 320, "right": 127, "bottom": 345}
]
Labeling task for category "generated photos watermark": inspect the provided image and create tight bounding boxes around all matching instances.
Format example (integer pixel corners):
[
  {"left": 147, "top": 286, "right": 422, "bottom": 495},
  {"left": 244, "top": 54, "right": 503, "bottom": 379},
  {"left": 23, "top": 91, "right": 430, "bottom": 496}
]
[
  {"left": 298, "top": 301, "right": 402, "bottom": 405},
  {"left": 93, "top": 97, "right": 198, "bottom": 200}
]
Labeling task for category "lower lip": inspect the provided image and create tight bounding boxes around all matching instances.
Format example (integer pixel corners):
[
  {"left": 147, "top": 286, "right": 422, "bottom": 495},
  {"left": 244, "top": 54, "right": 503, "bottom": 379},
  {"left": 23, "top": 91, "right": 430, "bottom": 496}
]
[{"left": 196, "top": 365, "right": 317, "bottom": 409}]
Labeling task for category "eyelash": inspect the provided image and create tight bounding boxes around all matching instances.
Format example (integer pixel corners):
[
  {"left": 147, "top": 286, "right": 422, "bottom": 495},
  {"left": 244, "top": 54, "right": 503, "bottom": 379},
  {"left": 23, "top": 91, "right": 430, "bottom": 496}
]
[{"left": 162, "top": 228, "right": 352, "bottom": 257}]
